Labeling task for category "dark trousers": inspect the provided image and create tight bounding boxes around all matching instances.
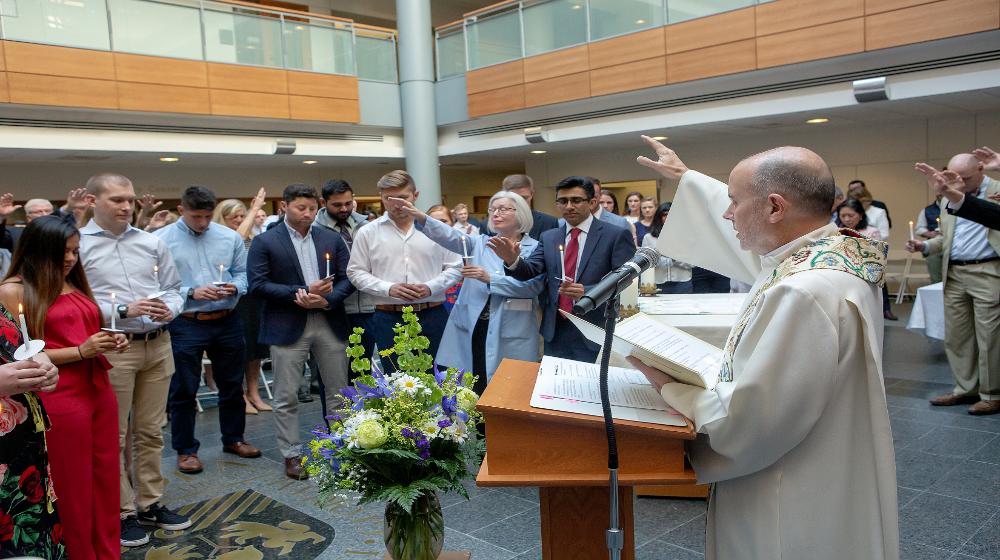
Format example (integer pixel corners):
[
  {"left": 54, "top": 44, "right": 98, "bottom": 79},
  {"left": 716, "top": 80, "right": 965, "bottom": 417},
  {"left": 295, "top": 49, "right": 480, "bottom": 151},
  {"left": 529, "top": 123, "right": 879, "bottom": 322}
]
[
  {"left": 692, "top": 267, "right": 730, "bottom": 293},
  {"left": 168, "top": 313, "right": 246, "bottom": 454},
  {"left": 658, "top": 280, "right": 694, "bottom": 294},
  {"left": 471, "top": 312, "right": 490, "bottom": 437},
  {"left": 370, "top": 306, "right": 448, "bottom": 369},
  {"left": 546, "top": 316, "right": 599, "bottom": 363}
]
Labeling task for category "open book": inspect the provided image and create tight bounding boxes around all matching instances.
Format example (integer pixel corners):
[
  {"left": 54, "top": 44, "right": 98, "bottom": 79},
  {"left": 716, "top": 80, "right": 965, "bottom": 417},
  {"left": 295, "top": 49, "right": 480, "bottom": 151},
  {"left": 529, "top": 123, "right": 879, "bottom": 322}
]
[
  {"left": 561, "top": 310, "right": 723, "bottom": 389},
  {"left": 529, "top": 356, "right": 688, "bottom": 427}
]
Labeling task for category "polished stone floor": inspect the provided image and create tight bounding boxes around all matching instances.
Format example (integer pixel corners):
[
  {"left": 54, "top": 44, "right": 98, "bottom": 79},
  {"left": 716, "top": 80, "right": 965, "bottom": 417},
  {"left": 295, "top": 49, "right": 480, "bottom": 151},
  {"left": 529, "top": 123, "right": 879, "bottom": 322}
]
[{"left": 129, "top": 302, "right": 1000, "bottom": 560}]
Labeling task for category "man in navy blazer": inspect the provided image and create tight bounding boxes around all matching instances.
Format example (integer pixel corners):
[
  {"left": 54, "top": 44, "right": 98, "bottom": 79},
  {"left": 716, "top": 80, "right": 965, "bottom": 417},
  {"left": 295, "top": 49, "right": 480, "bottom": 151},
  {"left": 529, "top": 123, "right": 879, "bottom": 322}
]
[
  {"left": 490, "top": 176, "right": 635, "bottom": 362},
  {"left": 248, "top": 184, "right": 354, "bottom": 479}
]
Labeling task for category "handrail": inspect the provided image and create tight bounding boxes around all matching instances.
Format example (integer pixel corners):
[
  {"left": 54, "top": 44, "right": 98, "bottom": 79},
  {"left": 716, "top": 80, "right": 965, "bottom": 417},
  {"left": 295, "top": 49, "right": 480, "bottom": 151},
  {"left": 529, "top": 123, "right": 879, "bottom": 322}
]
[
  {"left": 208, "top": 0, "right": 354, "bottom": 24},
  {"left": 434, "top": 19, "right": 465, "bottom": 32},
  {"left": 355, "top": 23, "right": 397, "bottom": 35},
  {"left": 463, "top": 0, "right": 519, "bottom": 19}
]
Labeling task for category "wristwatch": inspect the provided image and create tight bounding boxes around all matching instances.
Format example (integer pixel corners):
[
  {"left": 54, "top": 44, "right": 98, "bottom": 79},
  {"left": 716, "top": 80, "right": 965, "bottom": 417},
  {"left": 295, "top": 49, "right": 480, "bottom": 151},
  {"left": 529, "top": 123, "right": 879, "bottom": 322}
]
[
  {"left": 117, "top": 304, "right": 129, "bottom": 319},
  {"left": 187, "top": 287, "right": 195, "bottom": 299}
]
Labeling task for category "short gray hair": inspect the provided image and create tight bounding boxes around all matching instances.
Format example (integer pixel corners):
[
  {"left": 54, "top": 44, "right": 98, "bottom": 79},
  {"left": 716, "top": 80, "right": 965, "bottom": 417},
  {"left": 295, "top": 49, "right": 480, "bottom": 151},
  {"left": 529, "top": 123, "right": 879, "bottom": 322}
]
[
  {"left": 486, "top": 190, "right": 533, "bottom": 236},
  {"left": 749, "top": 153, "right": 835, "bottom": 218}
]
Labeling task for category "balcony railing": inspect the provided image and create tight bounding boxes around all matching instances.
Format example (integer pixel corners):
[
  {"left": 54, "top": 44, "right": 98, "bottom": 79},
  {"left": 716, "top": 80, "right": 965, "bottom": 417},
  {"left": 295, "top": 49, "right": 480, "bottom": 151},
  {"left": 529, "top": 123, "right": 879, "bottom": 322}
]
[
  {"left": 435, "top": 0, "right": 774, "bottom": 80},
  {"left": 0, "top": 0, "right": 398, "bottom": 82}
]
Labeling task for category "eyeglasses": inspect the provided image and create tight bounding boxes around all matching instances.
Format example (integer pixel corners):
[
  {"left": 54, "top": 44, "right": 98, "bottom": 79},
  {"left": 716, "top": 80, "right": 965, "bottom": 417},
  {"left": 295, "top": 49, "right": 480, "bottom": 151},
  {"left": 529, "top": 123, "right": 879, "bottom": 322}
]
[
  {"left": 555, "top": 197, "right": 590, "bottom": 206},
  {"left": 488, "top": 206, "right": 516, "bottom": 215}
]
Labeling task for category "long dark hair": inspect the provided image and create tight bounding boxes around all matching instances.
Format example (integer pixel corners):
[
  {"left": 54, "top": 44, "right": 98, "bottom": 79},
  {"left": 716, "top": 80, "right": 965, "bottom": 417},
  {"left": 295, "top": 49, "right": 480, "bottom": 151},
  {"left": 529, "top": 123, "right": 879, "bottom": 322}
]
[
  {"left": 600, "top": 191, "right": 620, "bottom": 215},
  {"left": 835, "top": 198, "right": 869, "bottom": 230},
  {"left": 3, "top": 215, "right": 94, "bottom": 338},
  {"left": 648, "top": 202, "right": 673, "bottom": 239}
]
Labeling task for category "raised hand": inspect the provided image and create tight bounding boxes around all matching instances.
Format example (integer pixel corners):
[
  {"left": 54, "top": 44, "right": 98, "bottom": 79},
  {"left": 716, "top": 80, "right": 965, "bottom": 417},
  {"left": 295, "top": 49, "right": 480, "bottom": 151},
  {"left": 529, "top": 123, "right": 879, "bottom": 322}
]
[
  {"left": 0, "top": 193, "right": 22, "bottom": 219},
  {"left": 637, "top": 135, "right": 689, "bottom": 180},
  {"left": 138, "top": 193, "right": 162, "bottom": 213},
  {"left": 973, "top": 146, "right": 1000, "bottom": 172},
  {"left": 915, "top": 163, "right": 964, "bottom": 204},
  {"left": 145, "top": 209, "right": 171, "bottom": 231},
  {"left": 250, "top": 187, "right": 267, "bottom": 211},
  {"left": 388, "top": 197, "right": 425, "bottom": 222},
  {"left": 65, "top": 187, "right": 88, "bottom": 211},
  {"left": 486, "top": 236, "right": 520, "bottom": 266}
]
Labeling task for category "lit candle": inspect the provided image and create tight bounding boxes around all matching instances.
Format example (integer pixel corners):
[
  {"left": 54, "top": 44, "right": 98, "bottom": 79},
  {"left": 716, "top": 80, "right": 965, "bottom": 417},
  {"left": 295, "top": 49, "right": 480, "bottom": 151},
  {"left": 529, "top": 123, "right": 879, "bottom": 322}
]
[
  {"left": 559, "top": 244, "right": 566, "bottom": 280},
  {"left": 908, "top": 220, "right": 915, "bottom": 240},
  {"left": 17, "top": 303, "right": 30, "bottom": 343},
  {"left": 325, "top": 253, "right": 331, "bottom": 277},
  {"left": 153, "top": 264, "right": 159, "bottom": 285},
  {"left": 218, "top": 263, "right": 224, "bottom": 284},
  {"left": 461, "top": 236, "right": 469, "bottom": 259},
  {"left": 110, "top": 292, "right": 117, "bottom": 331}
]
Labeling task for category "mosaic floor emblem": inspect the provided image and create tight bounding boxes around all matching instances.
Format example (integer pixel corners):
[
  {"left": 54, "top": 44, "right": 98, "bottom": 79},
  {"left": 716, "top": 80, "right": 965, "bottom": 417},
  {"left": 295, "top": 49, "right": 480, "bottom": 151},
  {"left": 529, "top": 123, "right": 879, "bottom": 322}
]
[{"left": 122, "top": 489, "right": 333, "bottom": 559}]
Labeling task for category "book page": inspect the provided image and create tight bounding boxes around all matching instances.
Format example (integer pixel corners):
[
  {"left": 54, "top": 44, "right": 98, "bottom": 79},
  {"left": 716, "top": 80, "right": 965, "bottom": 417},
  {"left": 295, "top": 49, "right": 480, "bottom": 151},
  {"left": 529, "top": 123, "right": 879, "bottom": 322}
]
[
  {"left": 616, "top": 314, "right": 722, "bottom": 386},
  {"left": 530, "top": 356, "right": 688, "bottom": 426}
]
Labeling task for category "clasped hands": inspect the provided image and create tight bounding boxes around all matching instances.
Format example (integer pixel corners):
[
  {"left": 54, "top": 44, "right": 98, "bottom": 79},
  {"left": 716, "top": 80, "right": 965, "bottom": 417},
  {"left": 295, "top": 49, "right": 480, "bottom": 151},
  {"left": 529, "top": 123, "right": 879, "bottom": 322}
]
[
  {"left": 388, "top": 283, "right": 432, "bottom": 301},
  {"left": 192, "top": 284, "right": 237, "bottom": 301},
  {"left": 0, "top": 359, "right": 58, "bottom": 396},
  {"left": 295, "top": 278, "right": 333, "bottom": 309}
]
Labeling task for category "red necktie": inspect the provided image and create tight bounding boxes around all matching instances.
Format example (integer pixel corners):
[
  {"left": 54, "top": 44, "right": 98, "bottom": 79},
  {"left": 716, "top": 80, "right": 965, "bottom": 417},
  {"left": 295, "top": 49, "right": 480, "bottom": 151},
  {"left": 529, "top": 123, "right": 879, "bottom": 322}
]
[{"left": 559, "top": 227, "right": 582, "bottom": 313}]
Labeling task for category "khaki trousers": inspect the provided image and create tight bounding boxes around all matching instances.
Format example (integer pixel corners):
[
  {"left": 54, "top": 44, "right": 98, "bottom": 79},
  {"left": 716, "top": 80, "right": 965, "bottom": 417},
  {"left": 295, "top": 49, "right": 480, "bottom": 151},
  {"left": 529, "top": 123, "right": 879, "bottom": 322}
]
[
  {"left": 944, "top": 261, "right": 1000, "bottom": 400},
  {"left": 106, "top": 333, "right": 175, "bottom": 515},
  {"left": 270, "top": 313, "right": 348, "bottom": 458}
]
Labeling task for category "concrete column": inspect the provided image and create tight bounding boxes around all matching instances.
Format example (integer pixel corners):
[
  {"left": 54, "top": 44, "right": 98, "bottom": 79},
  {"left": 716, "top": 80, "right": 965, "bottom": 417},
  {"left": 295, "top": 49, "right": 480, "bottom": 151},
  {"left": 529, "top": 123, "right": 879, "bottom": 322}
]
[{"left": 395, "top": 0, "right": 441, "bottom": 209}]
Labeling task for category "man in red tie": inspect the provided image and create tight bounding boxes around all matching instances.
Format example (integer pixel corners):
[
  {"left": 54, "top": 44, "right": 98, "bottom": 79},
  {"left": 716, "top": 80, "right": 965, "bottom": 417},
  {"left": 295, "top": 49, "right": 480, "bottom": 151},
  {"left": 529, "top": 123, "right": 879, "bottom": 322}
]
[{"left": 490, "top": 176, "right": 635, "bottom": 362}]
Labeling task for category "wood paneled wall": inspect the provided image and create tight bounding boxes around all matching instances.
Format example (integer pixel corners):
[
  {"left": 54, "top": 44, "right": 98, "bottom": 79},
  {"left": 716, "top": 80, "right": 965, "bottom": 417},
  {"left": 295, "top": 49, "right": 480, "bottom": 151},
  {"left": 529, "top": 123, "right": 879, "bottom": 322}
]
[
  {"left": 467, "top": 0, "right": 1000, "bottom": 117},
  {"left": 0, "top": 41, "right": 360, "bottom": 124}
]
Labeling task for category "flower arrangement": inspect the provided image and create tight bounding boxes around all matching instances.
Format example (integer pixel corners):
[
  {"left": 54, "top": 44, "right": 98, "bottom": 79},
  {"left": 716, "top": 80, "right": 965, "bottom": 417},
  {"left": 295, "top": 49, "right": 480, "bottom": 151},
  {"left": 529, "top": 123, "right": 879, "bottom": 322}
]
[{"left": 305, "top": 307, "right": 484, "bottom": 516}]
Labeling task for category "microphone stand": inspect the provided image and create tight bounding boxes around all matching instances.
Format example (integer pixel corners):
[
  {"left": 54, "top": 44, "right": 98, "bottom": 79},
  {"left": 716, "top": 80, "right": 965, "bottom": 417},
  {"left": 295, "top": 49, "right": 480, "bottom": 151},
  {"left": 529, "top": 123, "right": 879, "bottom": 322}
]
[{"left": 598, "top": 287, "right": 623, "bottom": 560}]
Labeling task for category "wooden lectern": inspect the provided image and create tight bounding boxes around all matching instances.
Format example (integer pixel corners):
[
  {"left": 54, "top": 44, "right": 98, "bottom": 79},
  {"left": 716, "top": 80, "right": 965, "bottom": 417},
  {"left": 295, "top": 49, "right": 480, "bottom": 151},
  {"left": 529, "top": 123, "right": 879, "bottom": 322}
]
[{"left": 476, "top": 360, "right": 697, "bottom": 560}]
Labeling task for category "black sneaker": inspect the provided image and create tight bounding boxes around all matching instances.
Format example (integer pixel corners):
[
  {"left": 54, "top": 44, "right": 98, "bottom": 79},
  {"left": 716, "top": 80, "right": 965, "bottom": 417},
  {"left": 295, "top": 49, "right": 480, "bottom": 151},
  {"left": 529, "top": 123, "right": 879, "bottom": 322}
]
[
  {"left": 120, "top": 515, "right": 149, "bottom": 547},
  {"left": 137, "top": 503, "right": 192, "bottom": 531}
]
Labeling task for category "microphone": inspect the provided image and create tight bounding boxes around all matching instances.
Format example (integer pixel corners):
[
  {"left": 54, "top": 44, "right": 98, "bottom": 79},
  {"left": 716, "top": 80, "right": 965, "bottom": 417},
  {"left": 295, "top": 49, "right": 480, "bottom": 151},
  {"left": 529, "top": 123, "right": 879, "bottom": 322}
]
[{"left": 572, "top": 247, "right": 659, "bottom": 315}]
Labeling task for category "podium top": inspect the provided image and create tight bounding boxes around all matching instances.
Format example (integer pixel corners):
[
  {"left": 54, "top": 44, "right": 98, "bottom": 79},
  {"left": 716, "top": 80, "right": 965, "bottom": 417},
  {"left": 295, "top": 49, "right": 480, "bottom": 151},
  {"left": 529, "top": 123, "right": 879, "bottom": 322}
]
[{"left": 479, "top": 359, "right": 695, "bottom": 441}]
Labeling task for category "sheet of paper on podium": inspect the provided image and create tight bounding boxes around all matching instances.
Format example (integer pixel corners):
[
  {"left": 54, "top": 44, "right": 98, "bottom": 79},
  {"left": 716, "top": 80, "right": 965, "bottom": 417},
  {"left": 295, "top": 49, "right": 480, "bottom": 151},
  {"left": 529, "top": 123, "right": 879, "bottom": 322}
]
[
  {"left": 529, "top": 356, "right": 688, "bottom": 427},
  {"left": 560, "top": 310, "right": 722, "bottom": 389}
]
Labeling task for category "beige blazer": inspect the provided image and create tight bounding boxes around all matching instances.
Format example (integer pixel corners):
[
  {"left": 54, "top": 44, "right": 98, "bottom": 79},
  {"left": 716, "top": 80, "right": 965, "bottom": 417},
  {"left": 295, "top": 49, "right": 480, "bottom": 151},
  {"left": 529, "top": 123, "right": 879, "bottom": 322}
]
[{"left": 925, "top": 175, "right": 1000, "bottom": 284}]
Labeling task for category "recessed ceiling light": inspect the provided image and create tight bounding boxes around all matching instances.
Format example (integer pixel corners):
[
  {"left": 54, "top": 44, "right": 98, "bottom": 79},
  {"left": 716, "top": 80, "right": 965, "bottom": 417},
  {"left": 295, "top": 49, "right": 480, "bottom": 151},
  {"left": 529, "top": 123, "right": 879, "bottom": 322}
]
[
  {"left": 635, "top": 19, "right": 646, "bottom": 24},
  {"left": 806, "top": 118, "right": 829, "bottom": 124},
  {"left": 159, "top": 157, "right": 179, "bottom": 162},
  {"left": 652, "top": 136, "right": 668, "bottom": 141},
  {"left": 571, "top": 4, "right": 582, "bottom": 9},
  {"left": 530, "top": 150, "right": 547, "bottom": 154},
  {"left": 303, "top": 160, "right": 318, "bottom": 164}
]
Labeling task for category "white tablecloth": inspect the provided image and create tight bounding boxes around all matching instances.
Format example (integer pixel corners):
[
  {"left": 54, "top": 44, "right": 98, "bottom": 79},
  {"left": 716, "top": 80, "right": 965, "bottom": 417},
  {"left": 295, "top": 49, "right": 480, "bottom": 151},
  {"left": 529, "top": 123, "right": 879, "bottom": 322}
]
[
  {"left": 906, "top": 282, "right": 944, "bottom": 340},
  {"left": 639, "top": 293, "right": 743, "bottom": 348}
]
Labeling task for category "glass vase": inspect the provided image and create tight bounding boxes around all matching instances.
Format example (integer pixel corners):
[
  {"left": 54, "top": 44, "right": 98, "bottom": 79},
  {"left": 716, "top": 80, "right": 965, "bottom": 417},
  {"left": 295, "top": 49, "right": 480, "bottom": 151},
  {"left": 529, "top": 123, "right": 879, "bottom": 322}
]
[{"left": 383, "top": 491, "right": 445, "bottom": 560}]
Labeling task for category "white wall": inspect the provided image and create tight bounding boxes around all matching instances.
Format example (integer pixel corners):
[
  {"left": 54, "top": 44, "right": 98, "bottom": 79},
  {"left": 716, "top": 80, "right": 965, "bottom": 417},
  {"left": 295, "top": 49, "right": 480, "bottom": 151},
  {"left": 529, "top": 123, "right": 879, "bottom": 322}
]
[{"left": 526, "top": 111, "right": 1000, "bottom": 251}]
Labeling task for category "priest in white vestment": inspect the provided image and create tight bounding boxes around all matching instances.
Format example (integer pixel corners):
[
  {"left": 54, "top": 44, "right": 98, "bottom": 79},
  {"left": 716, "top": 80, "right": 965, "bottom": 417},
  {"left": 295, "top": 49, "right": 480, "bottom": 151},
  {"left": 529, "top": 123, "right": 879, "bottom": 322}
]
[{"left": 633, "top": 137, "right": 899, "bottom": 560}]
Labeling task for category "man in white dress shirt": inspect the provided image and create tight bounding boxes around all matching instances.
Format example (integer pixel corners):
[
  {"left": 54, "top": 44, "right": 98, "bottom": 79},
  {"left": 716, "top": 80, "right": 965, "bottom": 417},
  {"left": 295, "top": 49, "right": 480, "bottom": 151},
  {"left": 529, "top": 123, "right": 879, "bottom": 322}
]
[
  {"left": 347, "top": 170, "right": 462, "bottom": 364},
  {"left": 632, "top": 137, "right": 898, "bottom": 560}
]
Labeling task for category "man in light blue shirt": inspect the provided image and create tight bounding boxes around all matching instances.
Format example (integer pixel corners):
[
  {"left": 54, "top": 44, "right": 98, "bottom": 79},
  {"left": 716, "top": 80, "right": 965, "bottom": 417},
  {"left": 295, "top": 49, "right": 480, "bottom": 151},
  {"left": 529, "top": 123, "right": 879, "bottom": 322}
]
[
  {"left": 79, "top": 173, "right": 189, "bottom": 547},
  {"left": 156, "top": 186, "right": 262, "bottom": 477}
]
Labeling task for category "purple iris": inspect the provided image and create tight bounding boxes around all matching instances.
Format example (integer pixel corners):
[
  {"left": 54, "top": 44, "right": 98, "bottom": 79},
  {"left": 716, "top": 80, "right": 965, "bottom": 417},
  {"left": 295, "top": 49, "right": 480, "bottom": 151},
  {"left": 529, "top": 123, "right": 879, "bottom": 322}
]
[
  {"left": 441, "top": 395, "right": 458, "bottom": 416},
  {"left": 433, "top": 364, "right": 447, "bottom": 387},
  {"left": 438, "top": 418, "right": 453, "bottom": 428}
]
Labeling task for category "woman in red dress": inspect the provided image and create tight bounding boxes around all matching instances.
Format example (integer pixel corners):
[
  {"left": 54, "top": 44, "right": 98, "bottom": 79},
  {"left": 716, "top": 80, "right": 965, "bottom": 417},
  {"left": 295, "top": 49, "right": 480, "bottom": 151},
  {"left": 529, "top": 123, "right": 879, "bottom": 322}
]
[{"left": 0, "top": 216, "right": 127, "bottom": 559}]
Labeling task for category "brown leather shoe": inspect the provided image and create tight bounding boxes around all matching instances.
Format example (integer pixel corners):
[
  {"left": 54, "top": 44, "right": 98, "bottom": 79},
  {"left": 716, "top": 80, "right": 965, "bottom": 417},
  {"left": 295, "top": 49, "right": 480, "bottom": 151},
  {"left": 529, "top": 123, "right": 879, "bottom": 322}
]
[
  {"left": 969, "top": 400, "right": 1000, "bottom": 416},
  {"left": 929, "top": 393, "right": 980, "bottom": 406},
  {"left": 284, "top": 457, "right": 308, "bottom": 480},
  {"left": 177, "top": 454, "right": 203, "bottom": 474},
  {"left": 223, "top": 441, "right": 262, "bottom": 458}
]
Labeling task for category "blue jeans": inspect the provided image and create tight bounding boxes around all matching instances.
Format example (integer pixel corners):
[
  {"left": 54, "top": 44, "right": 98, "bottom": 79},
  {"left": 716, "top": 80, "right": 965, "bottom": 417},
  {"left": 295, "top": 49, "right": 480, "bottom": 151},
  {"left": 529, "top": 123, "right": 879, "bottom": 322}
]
[
  {"left": 370, "top": 306, "right": 448, "bottom": 370},
  {"left": 167, "top": 313, "right": 246, "bottom": 454}
]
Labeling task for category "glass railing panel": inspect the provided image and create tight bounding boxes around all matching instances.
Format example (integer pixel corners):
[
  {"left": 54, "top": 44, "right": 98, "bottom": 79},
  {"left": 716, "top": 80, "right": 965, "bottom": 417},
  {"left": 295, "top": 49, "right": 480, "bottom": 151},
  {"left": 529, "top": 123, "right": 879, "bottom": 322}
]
[
  {"left": 436, "top": 29, "right": 467, "bottom": 79},
  {"left": 588, "top": 0, "right": 664, "bottom": 41},
  {"left": 356, "top": 34, "right": 397, "bottom": 82},
  {"left": 465, "top": 9, "right": 522, "bottom": 69},
  {"left": 1, "top": 0, "right": 111, "bottom": 51},
  {"left": 283, "top": 20, "right": 354, "bottom": 75},
  {"left": 522, "top": 0, "right": 587, "bottom": 57},
  {"left": 108, "top": 0, "right": 202, "bottom": 59},
  {"left": 203, "top": 7, "right": 283, "bottom": 68},
  {"left": 666, "top": 0, "right": 755, "bottom": 24}
]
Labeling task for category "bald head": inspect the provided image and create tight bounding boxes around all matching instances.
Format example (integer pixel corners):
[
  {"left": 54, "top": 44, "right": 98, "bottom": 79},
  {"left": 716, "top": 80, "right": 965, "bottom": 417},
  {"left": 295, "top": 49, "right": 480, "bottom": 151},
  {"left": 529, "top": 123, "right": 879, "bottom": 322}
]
[
  {"left": 737, "top": 147, "right": 836, "bottom": 218},
  {"left": 947, "top": 153, "right": 985, "bottom": 192}
]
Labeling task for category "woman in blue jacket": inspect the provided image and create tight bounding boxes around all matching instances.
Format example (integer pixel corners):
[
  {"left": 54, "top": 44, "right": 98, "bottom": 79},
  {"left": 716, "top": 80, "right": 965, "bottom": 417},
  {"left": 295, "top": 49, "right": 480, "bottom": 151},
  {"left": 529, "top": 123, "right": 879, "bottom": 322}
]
[{"left": 399, "top": 191, "right": 544, "bottom": 385}]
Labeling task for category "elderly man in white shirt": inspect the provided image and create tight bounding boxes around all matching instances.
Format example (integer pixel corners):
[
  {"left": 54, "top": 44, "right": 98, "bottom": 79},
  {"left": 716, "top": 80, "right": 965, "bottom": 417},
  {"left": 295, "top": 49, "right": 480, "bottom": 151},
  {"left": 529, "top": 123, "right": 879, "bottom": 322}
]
[{"left": 347, "top": 170, "right": 462, "bottom": 365}]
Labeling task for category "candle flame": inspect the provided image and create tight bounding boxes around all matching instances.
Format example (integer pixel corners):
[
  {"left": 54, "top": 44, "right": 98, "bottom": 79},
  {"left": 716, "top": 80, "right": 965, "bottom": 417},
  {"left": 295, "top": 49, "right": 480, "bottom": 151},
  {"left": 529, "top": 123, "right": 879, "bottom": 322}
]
[
  {"left": 909, "top": 220, "right": 914, "bottom": 226},
  {"left": 559, "top": 244, "right": 564, "bottom": 251},
  {"left": 18, "top": 303, "right": 22, "bottom": 314},
  {"left": 154, "top": 265, "right": 158, "bottom": 273},
  {"left": 325, "top": 253, "right": 330, "bottom": 259}
]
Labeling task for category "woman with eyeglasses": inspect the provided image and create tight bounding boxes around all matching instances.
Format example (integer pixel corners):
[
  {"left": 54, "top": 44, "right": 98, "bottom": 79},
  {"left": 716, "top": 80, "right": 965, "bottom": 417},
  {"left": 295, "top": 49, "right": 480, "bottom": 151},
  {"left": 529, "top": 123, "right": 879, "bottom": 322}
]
[
  {"left": 642, "top": 202, "right": 694, "bottom": 293},
  {"left": 397, "top": 192, "right": 544, "bottom": 387}
]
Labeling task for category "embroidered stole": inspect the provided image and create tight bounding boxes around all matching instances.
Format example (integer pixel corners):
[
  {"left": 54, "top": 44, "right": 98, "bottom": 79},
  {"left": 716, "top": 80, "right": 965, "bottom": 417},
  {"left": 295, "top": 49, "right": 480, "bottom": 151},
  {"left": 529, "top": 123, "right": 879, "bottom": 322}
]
[{"left": 717, "top": 229, "right": 888, "bottom": 383}]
